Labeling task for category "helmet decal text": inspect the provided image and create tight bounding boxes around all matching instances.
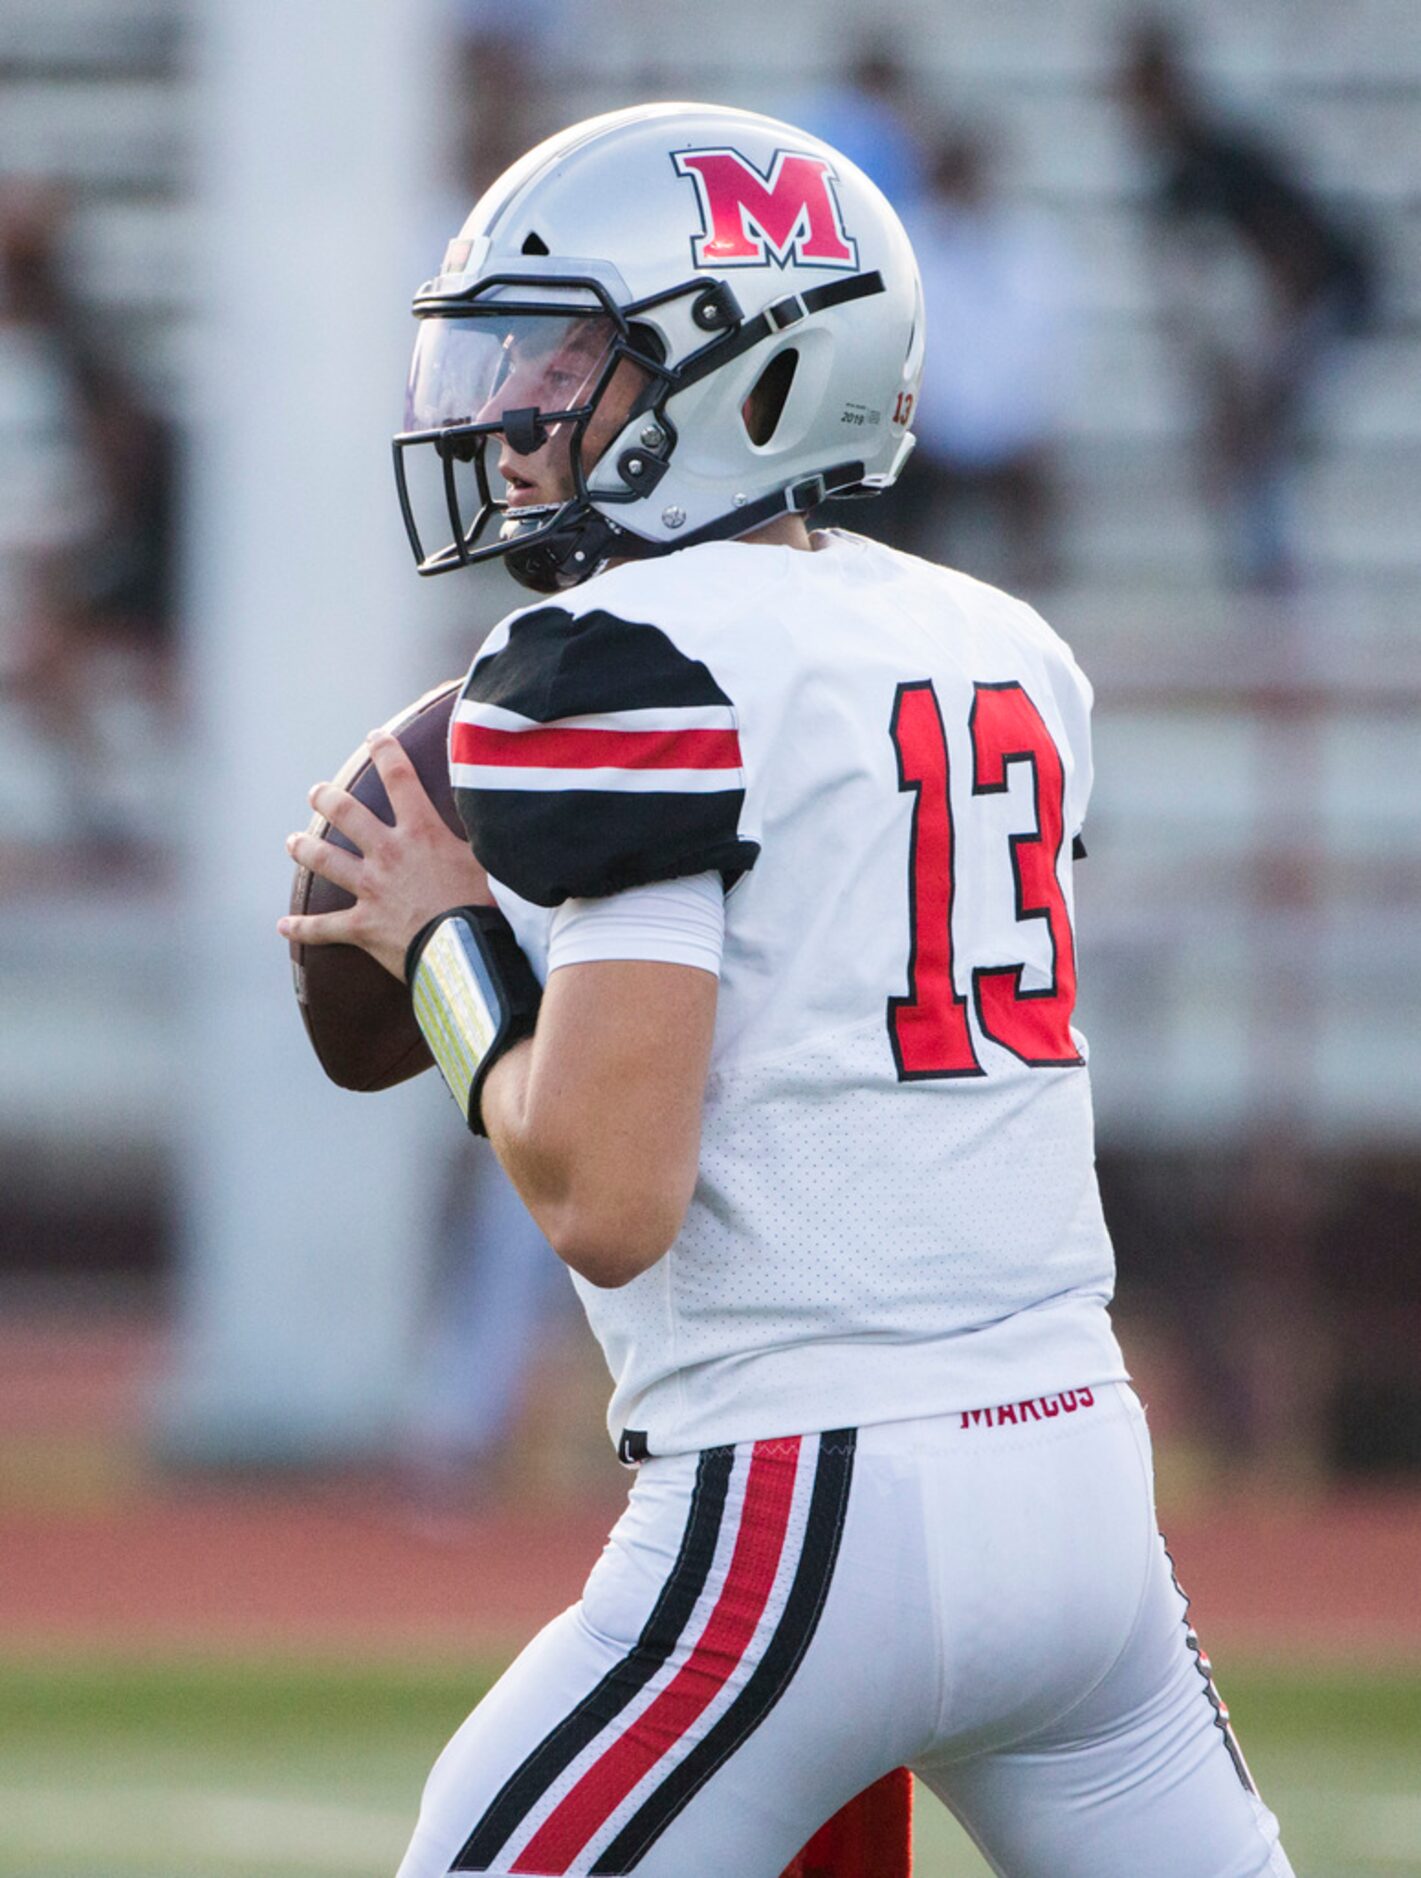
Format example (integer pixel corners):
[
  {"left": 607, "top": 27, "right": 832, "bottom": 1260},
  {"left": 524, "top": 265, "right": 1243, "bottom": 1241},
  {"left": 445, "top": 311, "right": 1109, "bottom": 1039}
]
[{"left": 673, "top": 147, "right": 859, "bottom": 271}]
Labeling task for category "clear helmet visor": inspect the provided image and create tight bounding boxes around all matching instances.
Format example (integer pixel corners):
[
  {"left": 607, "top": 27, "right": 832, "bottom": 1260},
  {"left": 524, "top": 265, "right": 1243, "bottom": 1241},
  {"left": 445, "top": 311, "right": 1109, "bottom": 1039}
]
[
  {"left": 403, "top": 310, "right": 619, "bottom": 435},
  {"left": 394, "top": 307, "right": 654, "bottom": 581}
]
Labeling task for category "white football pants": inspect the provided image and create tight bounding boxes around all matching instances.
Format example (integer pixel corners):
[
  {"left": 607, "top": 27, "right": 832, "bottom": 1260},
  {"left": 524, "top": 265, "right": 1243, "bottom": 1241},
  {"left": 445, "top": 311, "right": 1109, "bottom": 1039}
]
[{"left": 395, "top": 1382, "right": 1294, "bottom": 1877}]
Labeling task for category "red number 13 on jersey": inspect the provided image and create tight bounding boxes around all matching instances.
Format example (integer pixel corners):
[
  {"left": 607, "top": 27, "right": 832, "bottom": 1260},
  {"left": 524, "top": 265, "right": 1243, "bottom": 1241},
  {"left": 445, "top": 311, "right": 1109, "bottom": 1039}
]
[{"left": 888, "top": 679, "right": 1082, "bottom": 1079}]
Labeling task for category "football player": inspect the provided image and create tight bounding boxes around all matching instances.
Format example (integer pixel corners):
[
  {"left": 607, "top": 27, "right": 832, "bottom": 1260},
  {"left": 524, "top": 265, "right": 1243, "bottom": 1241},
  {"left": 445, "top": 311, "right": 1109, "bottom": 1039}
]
[{"left": 280, "top": 103, "right": 1294, "bottom": 1878}]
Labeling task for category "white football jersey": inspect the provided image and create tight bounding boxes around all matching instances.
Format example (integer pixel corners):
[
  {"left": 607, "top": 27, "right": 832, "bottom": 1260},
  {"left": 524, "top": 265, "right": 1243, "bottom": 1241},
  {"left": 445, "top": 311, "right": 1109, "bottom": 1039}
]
[{"left": 453, "top": 529, "right": 1127, "bottom": 1455}]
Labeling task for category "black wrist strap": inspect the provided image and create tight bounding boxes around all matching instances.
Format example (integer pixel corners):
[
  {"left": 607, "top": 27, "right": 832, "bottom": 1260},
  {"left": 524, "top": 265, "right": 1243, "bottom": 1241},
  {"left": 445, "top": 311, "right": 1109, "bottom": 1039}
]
[{"left": 407, "top": 905, "right": 542, "bottom": 1135}]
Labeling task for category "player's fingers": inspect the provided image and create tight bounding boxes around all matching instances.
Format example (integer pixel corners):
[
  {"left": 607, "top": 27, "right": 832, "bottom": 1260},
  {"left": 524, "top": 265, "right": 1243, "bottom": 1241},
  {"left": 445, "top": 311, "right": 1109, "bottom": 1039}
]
[
  {"left": 277, "top": 907, "right": 359, "bottom": 947},
  {"left": 365, "top": 728, "right": 437, "bottom": 824},
  {"left": 308, "top": 778, "right": 386, "bottom": 851},
  {"left": 286, "top": 828, "right": 362, "bottom": 894}
]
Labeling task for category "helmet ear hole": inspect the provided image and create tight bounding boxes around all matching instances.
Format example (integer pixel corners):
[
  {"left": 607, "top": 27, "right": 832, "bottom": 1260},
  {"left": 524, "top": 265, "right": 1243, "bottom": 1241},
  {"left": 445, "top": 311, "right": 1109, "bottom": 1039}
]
[
  {"left": 742, "top": 349, "right": 799, "bottom": 446},
  {"left": 626, "top": 321, "right": 667, "bottom": 366}
]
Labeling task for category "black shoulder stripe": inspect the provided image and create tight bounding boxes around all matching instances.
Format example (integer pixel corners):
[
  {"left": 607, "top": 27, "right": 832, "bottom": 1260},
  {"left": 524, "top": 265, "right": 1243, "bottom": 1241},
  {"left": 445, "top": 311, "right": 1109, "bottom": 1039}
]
[
  {"left": 461, "top": 787, "right": 759, "bottom": 906},
  {"left": 453, "top": 603, "right": 759, "bottom": 905},
  {"left": 467, "top": 606, "right": 733, "bottom": 721}
]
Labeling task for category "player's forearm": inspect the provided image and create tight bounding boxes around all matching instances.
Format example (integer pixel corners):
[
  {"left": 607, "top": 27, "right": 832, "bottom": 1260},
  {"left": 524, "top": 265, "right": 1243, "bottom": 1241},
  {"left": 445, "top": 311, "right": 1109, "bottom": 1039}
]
[
  {"left": 481, "top": 1035, "right": 692, "bottom": 1288},
  {"left": 407, "top": 912, "right": 712, "bottom": 1283}
]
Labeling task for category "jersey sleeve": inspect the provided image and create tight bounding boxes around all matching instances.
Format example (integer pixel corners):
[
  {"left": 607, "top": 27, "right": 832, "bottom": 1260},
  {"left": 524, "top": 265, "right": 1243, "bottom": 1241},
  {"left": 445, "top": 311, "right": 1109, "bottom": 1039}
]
[{"left": 449, "top": 602, "right": 761, "bottom": 907}]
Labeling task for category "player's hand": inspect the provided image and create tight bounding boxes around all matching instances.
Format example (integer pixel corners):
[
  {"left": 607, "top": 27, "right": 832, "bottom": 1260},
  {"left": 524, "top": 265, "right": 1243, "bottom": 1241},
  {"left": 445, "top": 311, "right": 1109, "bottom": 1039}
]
[{"left": 278, "top": 728, "right": 494, "bottom": 980}]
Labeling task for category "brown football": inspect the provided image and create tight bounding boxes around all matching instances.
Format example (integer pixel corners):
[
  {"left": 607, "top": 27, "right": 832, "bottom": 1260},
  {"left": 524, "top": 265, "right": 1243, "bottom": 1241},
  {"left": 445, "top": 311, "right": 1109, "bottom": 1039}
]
[{"left": 288, "top": 678, "right": 464, "bottom": 1091}]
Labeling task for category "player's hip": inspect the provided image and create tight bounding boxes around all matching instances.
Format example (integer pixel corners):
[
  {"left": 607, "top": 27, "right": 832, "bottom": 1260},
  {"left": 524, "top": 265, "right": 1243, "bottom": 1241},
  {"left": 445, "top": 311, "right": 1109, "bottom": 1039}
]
[{"left": 596, "top": 1382, "right": 1158, "bottom": 1745}]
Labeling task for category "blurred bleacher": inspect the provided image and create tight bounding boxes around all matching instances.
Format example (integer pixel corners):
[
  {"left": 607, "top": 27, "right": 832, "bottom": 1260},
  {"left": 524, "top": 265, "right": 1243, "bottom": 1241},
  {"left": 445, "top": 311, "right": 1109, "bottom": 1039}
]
[
  {"left": 0, "top": 0, "right": 188, "bottom": 389},
  {"left": 1, "top": 0, "right": 1418, "bottom": 1290},
  {"left": 0, "top": 0, "right": 183, "bottom": 1285}
]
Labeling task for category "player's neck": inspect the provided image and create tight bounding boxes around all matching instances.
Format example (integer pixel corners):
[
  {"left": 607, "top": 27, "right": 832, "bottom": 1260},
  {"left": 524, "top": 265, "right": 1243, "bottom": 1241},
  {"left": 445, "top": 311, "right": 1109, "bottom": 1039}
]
[
  {"left": 603, "top": 512, "right": 814, "bottom": 575},
  {"left": 742, "top": 514, "right": 815, "bottom": 551}
]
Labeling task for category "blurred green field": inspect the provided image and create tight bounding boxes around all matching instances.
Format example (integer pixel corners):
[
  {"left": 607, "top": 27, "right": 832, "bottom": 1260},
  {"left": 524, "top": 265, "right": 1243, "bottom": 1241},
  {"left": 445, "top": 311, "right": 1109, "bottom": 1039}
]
[{"left": 0, "top": 1655, "right": 1418, "bottom": 1876}]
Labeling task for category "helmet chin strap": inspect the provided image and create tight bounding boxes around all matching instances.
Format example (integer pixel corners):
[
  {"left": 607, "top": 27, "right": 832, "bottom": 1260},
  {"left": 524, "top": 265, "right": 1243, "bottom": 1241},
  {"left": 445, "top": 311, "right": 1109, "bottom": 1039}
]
[{"left": 501, "top": 460, "right": 869, "bottom": 593}]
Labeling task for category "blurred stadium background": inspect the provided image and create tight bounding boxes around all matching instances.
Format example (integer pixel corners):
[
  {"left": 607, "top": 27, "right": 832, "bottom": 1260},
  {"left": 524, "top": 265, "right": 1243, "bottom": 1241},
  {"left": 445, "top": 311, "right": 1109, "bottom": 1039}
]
[{"left": 1, "top": 0, "right": 1418, "bottom": 1871}]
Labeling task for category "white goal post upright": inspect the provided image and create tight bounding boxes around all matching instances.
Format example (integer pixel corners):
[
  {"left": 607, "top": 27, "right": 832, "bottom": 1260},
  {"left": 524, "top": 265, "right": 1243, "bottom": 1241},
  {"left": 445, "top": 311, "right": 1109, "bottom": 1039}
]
[{"left": 165, "top": 0, "right": 452, "bottom": 1461}]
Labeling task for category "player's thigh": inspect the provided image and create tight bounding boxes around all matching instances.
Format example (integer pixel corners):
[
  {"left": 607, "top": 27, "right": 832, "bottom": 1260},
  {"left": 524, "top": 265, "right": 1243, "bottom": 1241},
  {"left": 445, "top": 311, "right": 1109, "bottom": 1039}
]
[
  {"left": 396, "top": 1431, "right": 915, "bottom": 1878},
  {"left": 395, "top": 1610, "right": 854, "bottom": 1878},
  {"left": 397, "top": 1605, "right": 610, "bottom": 1878},
  {"left": 921, "top": 1530, "right": 1295, "bottom": 1878}
]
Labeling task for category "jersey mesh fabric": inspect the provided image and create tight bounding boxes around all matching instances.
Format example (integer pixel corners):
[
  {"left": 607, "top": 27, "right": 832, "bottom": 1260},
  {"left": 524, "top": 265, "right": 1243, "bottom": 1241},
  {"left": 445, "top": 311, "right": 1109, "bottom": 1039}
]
[{"left": 480, "top": 530, "right": 1127, "bottom": 1455}]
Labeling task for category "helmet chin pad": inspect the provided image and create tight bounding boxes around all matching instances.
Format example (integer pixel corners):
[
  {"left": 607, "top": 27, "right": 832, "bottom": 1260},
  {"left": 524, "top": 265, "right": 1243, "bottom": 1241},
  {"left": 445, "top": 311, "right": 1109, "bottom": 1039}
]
[{"left": 501, "top": 502, "right": 639, "bottom": 593}]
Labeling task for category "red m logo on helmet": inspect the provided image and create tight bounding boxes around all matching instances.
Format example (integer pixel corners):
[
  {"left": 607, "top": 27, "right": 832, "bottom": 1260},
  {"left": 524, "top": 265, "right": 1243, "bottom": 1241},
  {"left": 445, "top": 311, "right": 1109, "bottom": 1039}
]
[{"left": 674, "top": 148, "right": 859, "bottom": 270}]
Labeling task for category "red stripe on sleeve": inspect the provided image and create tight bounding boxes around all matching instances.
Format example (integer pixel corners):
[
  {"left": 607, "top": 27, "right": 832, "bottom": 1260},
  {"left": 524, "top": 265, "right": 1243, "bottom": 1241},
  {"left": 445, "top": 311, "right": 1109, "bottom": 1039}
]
[
  {"left": 451, "top": 722, "right": 742, "bottom": 771},
  {"left": 512, "top": 1439, "right": 802, "bottom": 1874}
]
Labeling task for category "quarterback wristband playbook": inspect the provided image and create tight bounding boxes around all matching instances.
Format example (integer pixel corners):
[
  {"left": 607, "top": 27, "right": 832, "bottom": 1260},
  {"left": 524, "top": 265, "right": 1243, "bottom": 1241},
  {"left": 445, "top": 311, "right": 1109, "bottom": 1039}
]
[{"left": 406, "top": 906, "right": 542, "bottom": 1135}]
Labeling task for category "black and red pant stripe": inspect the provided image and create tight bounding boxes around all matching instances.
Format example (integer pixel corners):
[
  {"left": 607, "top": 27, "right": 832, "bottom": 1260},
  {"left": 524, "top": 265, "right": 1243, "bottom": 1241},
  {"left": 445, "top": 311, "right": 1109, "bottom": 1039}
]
[{"left": 450, "top": 1429, "right": 856, "bottom": 1875}]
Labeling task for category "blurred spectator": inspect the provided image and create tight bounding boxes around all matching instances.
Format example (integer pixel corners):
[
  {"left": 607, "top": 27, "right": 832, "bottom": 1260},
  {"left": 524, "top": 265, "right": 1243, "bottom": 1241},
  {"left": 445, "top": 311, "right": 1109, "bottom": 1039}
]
[
  {"left": 876, "top": 130, "right": 1074, "bottom": 590},
  {"left": 399, "top": 1138, "right": 572, "bottom": 1516},
  {"left": 793, "top": 41, "right": 930, "bottom": 206},
  {"left": 1118, "top": 19, "right": 1378, "bottom": 591},
  {"left": 0, "top": 181, "right": 176, "bottom": 855}
]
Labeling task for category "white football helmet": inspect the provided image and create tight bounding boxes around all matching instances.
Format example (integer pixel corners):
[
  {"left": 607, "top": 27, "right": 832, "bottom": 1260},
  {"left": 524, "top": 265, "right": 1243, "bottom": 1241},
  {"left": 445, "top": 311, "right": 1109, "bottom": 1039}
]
[{"left": 394, "top": 101, "right": 925, "bottom": 592}]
